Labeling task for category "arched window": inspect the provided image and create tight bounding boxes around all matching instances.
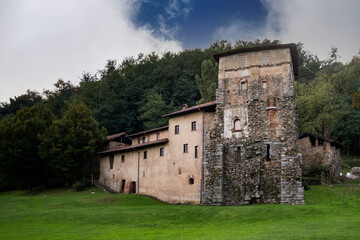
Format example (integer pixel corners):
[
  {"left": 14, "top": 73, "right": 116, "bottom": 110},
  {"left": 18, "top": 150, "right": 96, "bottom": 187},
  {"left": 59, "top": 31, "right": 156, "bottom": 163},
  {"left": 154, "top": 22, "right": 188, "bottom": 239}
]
[
  {"left": 234, "top": 119, "right": 241, "bottom": 131},
  {"left": 189, "top": 178, "right": 194, "bottom": 185}
]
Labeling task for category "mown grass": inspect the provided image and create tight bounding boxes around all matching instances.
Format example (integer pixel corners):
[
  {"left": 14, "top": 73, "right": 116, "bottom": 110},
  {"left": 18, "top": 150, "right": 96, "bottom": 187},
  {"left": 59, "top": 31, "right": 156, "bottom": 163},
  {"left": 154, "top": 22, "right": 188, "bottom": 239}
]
[{"left": 0, "top": 182, "right": 360, "bottom": 240}]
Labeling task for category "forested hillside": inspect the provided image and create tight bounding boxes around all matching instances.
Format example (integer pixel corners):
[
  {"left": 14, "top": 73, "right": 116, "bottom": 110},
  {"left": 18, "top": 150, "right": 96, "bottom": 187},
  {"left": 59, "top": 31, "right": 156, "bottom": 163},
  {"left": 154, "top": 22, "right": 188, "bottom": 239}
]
[{"left": 1, "top": 39, "right": 359, "bottom": 189}]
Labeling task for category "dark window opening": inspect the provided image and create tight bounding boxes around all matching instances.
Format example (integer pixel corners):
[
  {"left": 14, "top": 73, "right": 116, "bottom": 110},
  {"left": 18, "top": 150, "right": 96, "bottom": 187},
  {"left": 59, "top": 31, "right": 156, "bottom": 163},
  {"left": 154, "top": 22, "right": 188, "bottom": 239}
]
[
  {"left": 112, "top": 174, "right": 115, "bottom": 179},
  {"left": 130, "top": 181, "right": 136, "bottom": 194},
  {"left": 144, "top": 151, "right": 147, "bottom": 159},
  {"left": 121, "top": 155, "right": 125, "bottom": 163},
  {"left": 120, "top": 180, "right": 125, "bottom": 193},
  {"left": 109, "top": 154, "right": 114, "bottom": 169},
  {"left": 310, "top": 137, "right": 316, "bottom": 147},
  {"left": 142, "top": 137, "right": 146, "bottom": 143},
  {"left": 184, "top": 144, "right": 188, "bottom": 153},
  {"left": 191, "top": 121, "right": 196, "bottom": 131},
  {"left": 178, "top": 168, "right": 182, "bottom": 174},
  {"left": 236, "top": 147, "right": 241, "bottom": 162},
  {"left": 160, "top": 147, "right": 164, "bottom": 156},
  {"left": 138, "top": 138, "right": 141, "bottom": 144},
  {"left": 189, "top": 178, "right": 194, "bottom": 185},
  {"left": 195, "top": 146, "right": 198, "bottom": 158},
  {"left": 175, "top": 125, "right": 180, "bottom": 134},
  {"left": 157, "top": 133, "right": 160, "bottom": 140},
  {"left": 266, "top": 144, "right": 271, "bottom": 161}
]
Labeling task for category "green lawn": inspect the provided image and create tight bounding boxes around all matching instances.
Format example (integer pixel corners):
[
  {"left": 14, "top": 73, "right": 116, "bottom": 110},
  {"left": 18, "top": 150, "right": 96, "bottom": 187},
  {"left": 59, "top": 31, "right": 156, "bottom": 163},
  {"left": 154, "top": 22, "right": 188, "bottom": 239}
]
[{"left": 0, "top": 182, "right": 360, "bottom": 240}]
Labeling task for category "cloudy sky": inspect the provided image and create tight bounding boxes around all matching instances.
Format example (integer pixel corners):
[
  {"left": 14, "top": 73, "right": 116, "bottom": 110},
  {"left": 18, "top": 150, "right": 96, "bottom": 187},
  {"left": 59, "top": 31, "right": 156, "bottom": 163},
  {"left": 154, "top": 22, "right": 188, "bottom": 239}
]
[{"left": 1, "top": 0, "right": 359, "bottom": 103}]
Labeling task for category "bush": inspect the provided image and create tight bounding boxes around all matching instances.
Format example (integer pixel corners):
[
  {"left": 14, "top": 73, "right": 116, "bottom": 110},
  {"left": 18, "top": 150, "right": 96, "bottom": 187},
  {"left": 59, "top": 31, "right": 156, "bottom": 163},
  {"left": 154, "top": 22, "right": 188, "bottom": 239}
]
[
  {"left": 303, "top": 166, "right": 330, "bottom": 185},
  {"left": 72, "top": 179, "right": 92, "bottom": 191}
]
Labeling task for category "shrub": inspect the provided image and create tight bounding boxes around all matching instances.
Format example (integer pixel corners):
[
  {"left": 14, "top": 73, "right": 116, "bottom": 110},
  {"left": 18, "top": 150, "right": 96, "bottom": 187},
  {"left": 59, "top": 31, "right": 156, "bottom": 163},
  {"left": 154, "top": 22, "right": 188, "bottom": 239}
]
[
  {"left": 303, "top": 166, "right": 330, "bottom": 185},
  {"left": 73, "top": 179, "right": 92, "bottom": 191}
]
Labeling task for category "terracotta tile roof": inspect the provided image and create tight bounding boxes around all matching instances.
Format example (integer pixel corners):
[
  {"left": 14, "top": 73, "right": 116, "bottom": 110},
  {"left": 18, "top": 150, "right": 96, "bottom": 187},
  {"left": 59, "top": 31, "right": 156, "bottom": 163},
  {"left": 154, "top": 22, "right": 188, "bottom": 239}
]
[
  {"left": 106, "top": 132, "right": 127, "bottom": 141},
  {"left": 162, "top": 101, "right": 216, "bottom": 118},
  {"left": 299, "top": 132, "right": 343, "bottom": 148},
  {"left": 97, "top": 138, "right": 169, "bottom": 155},
  {"left": 127, "top": 126, "right": 169, "bottom": 138},
  {"left": 212, "top": 43, "right": 299, "bottom": 76}
]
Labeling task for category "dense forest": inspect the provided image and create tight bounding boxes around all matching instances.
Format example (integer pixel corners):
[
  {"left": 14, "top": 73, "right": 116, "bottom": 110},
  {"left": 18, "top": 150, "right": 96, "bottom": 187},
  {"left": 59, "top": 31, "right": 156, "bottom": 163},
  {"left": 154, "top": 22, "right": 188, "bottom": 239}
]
[{"left": 1, "top": 39, "right": 359, "bottom": 189}]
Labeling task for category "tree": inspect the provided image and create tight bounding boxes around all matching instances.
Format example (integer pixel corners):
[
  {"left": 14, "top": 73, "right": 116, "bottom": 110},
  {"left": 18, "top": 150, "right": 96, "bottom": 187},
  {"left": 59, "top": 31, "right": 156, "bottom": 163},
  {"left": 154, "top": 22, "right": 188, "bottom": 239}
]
[
  {"left": 353, "top": 90, "right": 360, "bottom": 108},
  {"left": 39, "top": 102, "right": 106, "bottom": 182},
  {"left": 138, "top": 91, "right": 174, "bottom": 130},
  {"left": 0, "top": 90, "right": 42, "bottom": 120},
  {"left": 195, "top": 59, "right": 218, "bottom": 104},
  {"left": 0, "top": 104, "right": 53, "bottom": 189},
  {"left": 296, "top": 42, "right": 321, "bottom": 83},
  {"left": 44, "top": 79, "right": 79, "bottom": 118}
]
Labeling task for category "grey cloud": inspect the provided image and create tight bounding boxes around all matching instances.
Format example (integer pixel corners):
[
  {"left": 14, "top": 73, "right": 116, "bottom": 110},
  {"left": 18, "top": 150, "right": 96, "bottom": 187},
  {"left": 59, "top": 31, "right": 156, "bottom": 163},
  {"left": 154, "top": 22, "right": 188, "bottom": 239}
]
[
  {"left": 213, "top": 0, "right": 360, "bottom": 63},
  {"left": 0, "top": 0, "right": 182, "bottom": 103}
]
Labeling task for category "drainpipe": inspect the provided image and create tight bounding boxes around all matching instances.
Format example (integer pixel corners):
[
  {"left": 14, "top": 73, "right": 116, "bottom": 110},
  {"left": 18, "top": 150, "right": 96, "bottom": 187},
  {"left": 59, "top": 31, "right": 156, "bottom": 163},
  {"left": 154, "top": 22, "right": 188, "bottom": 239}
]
[
  {"left": 137, "top": 151, "right": 140, "bottom": 193},
  {"left": 196, "top": 106, "right": 205, "bottom": 204},
  {"left": 201, "top": 111, "right": 205, "bottom": 204}
]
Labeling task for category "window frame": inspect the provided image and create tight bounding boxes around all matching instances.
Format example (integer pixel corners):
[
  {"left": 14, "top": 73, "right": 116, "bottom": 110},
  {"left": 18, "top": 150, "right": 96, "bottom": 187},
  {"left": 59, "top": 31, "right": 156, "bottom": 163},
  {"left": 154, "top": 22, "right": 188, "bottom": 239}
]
[
  {"left": 109, "top": 154, "right": 114, "bottom": 169},
  {"left": 183, "top": 144, "right": 188, "bottom": 153},
  {"left": 144, "top": 151, "right": 148, "bottom": 159},
  {"left": 175, "top": 125, "right": 180, "bottom": 135},
  {"left": 191, "top": 121, "right": 197, "bottom": 131},
  {"left": 121, "top": 155, "right": 125, "bottom": 163},
  {"left": 234, "top": 119, "right": 241, "bottom": 131},
  {"left": 160, "top": 147, "right": 164, "bottom": 156},
  {"left": 195, "top": 146, "right": 198, "bottom": 158}
]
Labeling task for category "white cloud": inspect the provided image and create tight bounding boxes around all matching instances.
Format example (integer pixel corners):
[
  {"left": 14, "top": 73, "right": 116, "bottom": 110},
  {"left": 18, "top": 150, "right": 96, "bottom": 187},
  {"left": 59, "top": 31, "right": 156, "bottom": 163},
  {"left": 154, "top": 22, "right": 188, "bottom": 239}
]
[
  {"left": 213, "top": 0, "right": 360, "bottom": 63},
  {"left": 0, "top": 0, "right": 182, "bottom": 103}
]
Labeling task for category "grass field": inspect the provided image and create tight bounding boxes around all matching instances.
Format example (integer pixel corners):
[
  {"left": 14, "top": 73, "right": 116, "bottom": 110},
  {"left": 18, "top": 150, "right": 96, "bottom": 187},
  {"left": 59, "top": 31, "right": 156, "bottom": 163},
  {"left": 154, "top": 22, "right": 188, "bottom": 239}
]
[{"left": 0, "top": 182, "right": 360, "bottom": 240}]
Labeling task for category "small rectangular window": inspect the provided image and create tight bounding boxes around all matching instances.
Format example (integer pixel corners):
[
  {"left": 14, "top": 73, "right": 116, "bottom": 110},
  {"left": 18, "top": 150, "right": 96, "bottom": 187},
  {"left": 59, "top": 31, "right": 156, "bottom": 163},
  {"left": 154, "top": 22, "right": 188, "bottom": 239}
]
[
  {"left": 183, "top": 144, "right": 188, "bottom": 153},
  {"left": 121, "top": 155, "right": 125, "bottom": 163},
  {"left": 138, "top": 138, "right": 141, "bottom": 144},
  {"left": 236, "top": 147, "right": 241, "bottom": 162},
  {"left": 144, "top": 151, "right": 147, "bottom": 159},
  {"left": 157, "top": 133, "right": 160, "bottom": 140},
  {"left": 191, "top": 121, "right": 196, "bottom": 131},
  {"left": 160, "top": 147, "right": 164, "bottom": 156},
  {"left": 175, "top": 125, "right": 180, "bottom": 134},
  {"left": 241, "top": 81, "right": 247, "bottom": 90},
  {"left": 266, "top": 144, "right": 271, "bottom": 161},
  {"left": 109, "top": 154, "right": 114, "bottom": 169},
  {"left": 195, "top": 146, "right": 198, "bottom": 158},
  {"left": 142, "top": 137, "right": 146, "bottom": 143},
  {"left": 262, "top": 81, "right": 267, "bottom": 89}
]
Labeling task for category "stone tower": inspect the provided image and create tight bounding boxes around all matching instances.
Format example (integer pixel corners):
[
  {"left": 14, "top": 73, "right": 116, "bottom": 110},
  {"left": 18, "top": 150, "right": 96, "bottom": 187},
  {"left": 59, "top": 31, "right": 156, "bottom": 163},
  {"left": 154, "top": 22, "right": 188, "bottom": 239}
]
[{"left": 202, "top": 44, "right": 305, "bottom": 205}]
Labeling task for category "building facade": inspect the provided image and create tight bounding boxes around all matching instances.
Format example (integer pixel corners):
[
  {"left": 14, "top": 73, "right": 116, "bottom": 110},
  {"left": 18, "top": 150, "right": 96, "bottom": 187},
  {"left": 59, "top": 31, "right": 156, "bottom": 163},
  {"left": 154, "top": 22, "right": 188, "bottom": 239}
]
[
  {"left": 98, "top": 44, "right": 305, "bottom": 205},
  {"left": 298, "top": 133, "right": 342, "bottom": 184}
]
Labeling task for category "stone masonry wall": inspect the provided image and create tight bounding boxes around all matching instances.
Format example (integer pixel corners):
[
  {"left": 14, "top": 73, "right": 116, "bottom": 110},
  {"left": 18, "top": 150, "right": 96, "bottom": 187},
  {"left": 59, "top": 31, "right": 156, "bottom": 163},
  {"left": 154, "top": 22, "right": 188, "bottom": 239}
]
[
  {"left": 203, "top": 47, "right": 304, "bottom": 205},
  {"left": 299, "top": 136, "right": 342, "bottom": 183}
]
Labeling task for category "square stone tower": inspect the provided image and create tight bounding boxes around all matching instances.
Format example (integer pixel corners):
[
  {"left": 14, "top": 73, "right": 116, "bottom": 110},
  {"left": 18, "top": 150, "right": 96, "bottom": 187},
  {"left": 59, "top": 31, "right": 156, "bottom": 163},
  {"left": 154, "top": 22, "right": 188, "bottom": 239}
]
[{"left": 202, "top": 44, "right": 305, "bottom": 205}]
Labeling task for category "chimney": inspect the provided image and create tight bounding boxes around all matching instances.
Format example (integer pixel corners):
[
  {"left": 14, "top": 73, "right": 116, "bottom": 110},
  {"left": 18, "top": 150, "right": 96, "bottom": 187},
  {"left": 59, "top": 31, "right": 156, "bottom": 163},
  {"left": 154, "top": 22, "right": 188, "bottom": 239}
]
[{"left": 182, "top": 104, "right": 188, "bottom": 110}]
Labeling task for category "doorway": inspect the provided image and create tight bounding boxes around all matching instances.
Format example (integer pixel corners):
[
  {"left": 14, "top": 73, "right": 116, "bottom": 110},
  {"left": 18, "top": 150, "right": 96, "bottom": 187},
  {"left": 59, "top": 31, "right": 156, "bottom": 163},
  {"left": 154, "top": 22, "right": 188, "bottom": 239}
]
[
  {"left": 130, "top": 181, "right": 136, "bottom": 194},
  {"left": 120, "top": 179, "right": 125, "bottom": 193}
]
